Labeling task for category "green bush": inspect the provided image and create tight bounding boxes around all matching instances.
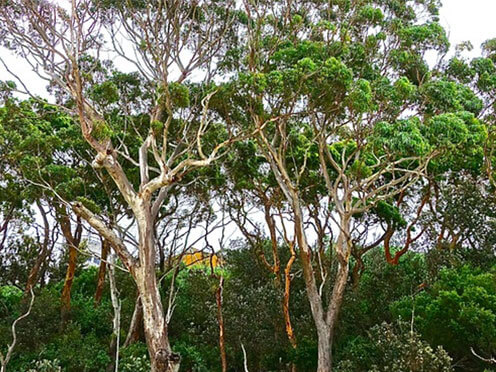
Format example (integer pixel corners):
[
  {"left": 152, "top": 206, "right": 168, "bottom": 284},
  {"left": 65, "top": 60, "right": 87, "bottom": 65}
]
[
  {"left": 38, "top": 323, "right": 110, "bottom": 372},
  {"left": 336, "top": 322, "right": 453, "bottom": 371},
  {"left": 119, "top": 355, "right": 150, "bottom": 372},
  {"left": 392, "top": 265, "right": 496, "bottom": 370},
  {"left": 24, "top": 359, "right": 64, "bottom": 372}
]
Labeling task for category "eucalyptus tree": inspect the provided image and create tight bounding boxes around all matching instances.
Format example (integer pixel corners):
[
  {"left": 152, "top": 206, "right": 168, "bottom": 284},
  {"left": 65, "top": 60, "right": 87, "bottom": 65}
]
[
  {"left": 222, "top": 139, "right": 335, "bottom": 353},
  {"left": 0, "top": 97, "right": 119, "bottom": 308},
  {"left": 0, "top": 1, "right": 244, "bottom": 370},
  {"left": 221, "top": 141, "right": 298, "bottom": 348},
  {"left": 0, "top": 96, "right": 114, "bottom": 313},
  {"left": 0, "top": 99, "right": 68, "bottom": 294},
  {"left": 422, "top": 176, "right": 496, "bottom": 253},
  {"left": 0, "top": 92, "right": 50, "bottom": 288},
  {"left": 217, "top": 1, "right": 486, "bottom": 370}
]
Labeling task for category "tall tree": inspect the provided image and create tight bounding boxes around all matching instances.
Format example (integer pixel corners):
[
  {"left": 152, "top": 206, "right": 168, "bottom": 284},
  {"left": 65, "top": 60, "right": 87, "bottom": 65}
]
[
  {"left": 218, "top": 1, "right": 486, "bottom": 369},
  {"left": 0, "top": 1, "right": 244, "bottom": 370},
  {"left": 222, "top": 142, "right": 301, "bottom": 350},
  {"left": 0, "top": 97, "right": 113, "bottom": 310}
]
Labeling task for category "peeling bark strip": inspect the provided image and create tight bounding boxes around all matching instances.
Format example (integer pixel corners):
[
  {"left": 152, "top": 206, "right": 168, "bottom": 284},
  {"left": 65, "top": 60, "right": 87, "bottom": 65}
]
[
  {"left": 283, "top": 244, "right": 297, "bottom": 349},
  {"left": 25, "top": 201, "right": 51, "bottom": 294},
  {"left": 124, "top": 296, "right": 143, "bottom": 347},
  {"left": 57, "top": 206, "right": 82, "bottom": 315},
  {"left": 61, "top": 244, "right": 77, "bottom": 311},
  {"left": 94, "top": 239, "right": 110, "bottom": 307},
  {"left": 257, "top": 131, "right": 357, "bottom": 371},
  {"left": 232, "top": 187, "right": 298, "bottom": 349},
  {"left": 263, "top": 200, "right": 281, "bottom": 280}
]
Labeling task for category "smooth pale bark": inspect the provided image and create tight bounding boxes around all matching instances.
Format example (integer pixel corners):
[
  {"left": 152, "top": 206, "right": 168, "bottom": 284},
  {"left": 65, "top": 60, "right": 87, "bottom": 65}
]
[
  {"left": 107, "top": 254, "right": 121, "bottom": 372},
  {"left": 135, "top": 202, "right": 180, "bottom": 372},
  {"left": 0, "top": 289, "right": 35, "bottom": 372},
  {"left": 0, "top": 3, "right": 246, "bottom": 369},
  {"left": 315, "top": 327, "right": 331, "bottom": 372},
  {"left": 72, "top": 201, "right": 179, "bottom": 372},
  {"left": 325, "top": 216, "right": 352, "bottom": 371},
  {"left": 260, "top": 145, "right": 339, "bottom": 371},
  {"left": 135, "top": 267, "right": 179, "bottom": 372},
  {"left": 293, "top": 203, "right": 330, "bottom": 371},
  {"left": 293, "top": 195, "right": 352, "bottom": 371},
  {"left": 261, "top": 145, "right": 353, "bottom": 370}
]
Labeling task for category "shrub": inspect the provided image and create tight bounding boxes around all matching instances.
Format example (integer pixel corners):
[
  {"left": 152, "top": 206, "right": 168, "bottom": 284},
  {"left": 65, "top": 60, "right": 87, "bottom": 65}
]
[{"left": 336, "top": 322, "right": 453, "bottom": 372}]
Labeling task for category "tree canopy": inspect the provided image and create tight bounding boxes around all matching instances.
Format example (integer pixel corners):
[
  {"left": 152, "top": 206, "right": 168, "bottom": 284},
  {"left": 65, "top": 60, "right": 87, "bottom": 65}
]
[{"left": 0, "top": 1, "right": 495, "bottom": 372}]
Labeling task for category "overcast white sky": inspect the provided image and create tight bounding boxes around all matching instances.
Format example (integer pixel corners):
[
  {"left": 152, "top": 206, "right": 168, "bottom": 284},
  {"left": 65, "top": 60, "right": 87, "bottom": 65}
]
[
  {"left": 1, "top": 1, "right": 495, "bottom": 95},
  {"left": 440, "top": 0, "right": 496, "bottom": 54}
]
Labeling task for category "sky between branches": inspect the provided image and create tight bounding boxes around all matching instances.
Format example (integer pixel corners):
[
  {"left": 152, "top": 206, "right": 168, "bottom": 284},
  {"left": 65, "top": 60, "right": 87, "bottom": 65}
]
[
  {"left": 0, "top": 0, "right": 494, "bottom": 253},
  {"left": 0, "top": 1, "right": 495, "bottom": 94}
]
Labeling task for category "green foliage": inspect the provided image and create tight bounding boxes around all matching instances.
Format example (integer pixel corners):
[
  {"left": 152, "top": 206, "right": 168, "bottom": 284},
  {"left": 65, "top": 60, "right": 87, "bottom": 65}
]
[
  {"left": 373, "top": 118, "right": 428, "bottom": 156},
  {"left": 336, "top": 322, "right": 453, "bottom": 372},
  {"left": 119, "top": 355, "right": 150, "bottom": 372},
  {"left": 426, "top": 113, "right": 469, "bottom": 148},
  {"left": 2, "top": 2, "right": 496, "bottom": 372},
  {"left": 0, "top": 285, "right": 23, "bottom": 313},
  {"left": 173, "top": 341, "right": 211, "bottom": 372},
  {"left": 372, "top": 201, "right": 407, "bottom": 228},
  {"left": 1, "top": 246, "right": 495, "bottom": 372},
  {"left": 167, "top": 82, "right": 191, "bottom": 108},
  {"left": 75, "top": 196, "right": 102, "bottom": 214},
  {"left": 394, "top": 77, "right": 417, "bottom": 99},
  {"left": 338, "top": 251, "right": 428, "bottom": 349},
  {"left": 25, "top": 359, "right": 64, "bottom": 372},
  {"left": 398, "top": 22, "right": 449, "bottom": 51},
  {"left": 150, "top": 119, "right": 164, "bottom": 133},
  {"left": 0, "top": 99, "right": 110, "bottom": 211},
  {"left": 119, "top": 343, "right": 150, "bottom": 372},
  {"left": 35, "top": 325, "right": 111, "bottom": 371},
  {"left": 89, "top": 81, "right": 120, "bottom": 106},
  {"left": 91, "top": 120, "right": 114, "bottom": 141},
  {"left": 423, "top": 176, "right": 496, "bottom": 254},
  {"left": 421, "top": 79, "right": 483, "bottom": 115},
  {"left": 346, "top": 79, "right": 372, "bottom": 113},
  {"left": 392, "top": 265, "right": 496, "bottom": 370}
]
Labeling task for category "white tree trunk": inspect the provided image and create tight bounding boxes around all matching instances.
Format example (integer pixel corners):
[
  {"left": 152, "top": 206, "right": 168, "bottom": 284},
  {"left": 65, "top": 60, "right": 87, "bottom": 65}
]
[
  {"left": 135, "top": 205, "right": 180, "bottom": 372},
  {"left": 108, "top": 254, "right": 121, "bottom": 372}
]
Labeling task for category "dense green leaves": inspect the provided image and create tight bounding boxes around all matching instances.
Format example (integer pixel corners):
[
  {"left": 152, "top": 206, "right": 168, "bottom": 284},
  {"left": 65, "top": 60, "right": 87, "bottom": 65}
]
[
  {"left": 1, "top": 1, "right": 496, "bottom": 371},
  {"left": 392, "top": 266, "right": 496, "bottom": 369},
  {"left": 336, "top": 322, "right": 453, "bottom": 372}
]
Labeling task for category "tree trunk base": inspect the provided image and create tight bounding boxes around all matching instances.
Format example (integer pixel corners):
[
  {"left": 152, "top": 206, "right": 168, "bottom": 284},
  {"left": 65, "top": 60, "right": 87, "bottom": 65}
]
[{"left": 152, "top": 350, "right": 180, "bottom": 372}]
